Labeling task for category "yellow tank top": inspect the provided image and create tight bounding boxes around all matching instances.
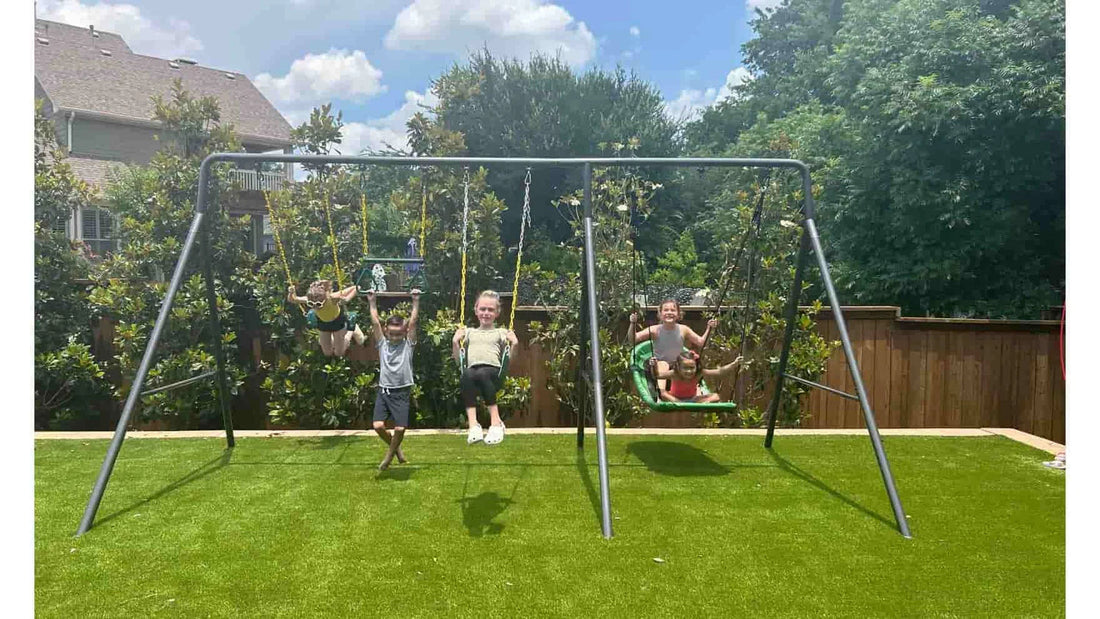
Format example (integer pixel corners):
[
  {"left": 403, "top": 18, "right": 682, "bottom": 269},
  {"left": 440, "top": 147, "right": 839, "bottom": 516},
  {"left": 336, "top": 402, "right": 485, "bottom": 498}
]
[{"left": 313, "top": 299, "right": 341, "bottom": 322}]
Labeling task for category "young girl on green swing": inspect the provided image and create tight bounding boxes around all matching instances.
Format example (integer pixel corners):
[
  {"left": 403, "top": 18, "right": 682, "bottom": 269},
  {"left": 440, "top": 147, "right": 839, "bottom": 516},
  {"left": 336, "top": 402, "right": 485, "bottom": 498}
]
[
  {"left": 653, "top": 350, "right": 746, "bottom": 403},
  {"left": 287, "top": 280, "right": 366, "bottom": 357}
]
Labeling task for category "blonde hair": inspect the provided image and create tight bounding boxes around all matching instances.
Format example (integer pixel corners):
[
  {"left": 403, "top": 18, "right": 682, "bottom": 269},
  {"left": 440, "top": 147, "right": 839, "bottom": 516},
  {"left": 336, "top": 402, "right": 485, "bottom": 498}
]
[
  {"left": 307, "top": 280, "right": 333, "bottom": 303},
  {"left": 476, "top": 290, "right": 501, "bottom": 310}
]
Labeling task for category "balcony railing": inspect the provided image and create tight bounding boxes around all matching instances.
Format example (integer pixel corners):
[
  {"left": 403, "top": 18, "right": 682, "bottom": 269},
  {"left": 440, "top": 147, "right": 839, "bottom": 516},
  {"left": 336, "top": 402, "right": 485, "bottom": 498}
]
[{"left": 228, "top": 168, "right": 289, "bottom": 192}]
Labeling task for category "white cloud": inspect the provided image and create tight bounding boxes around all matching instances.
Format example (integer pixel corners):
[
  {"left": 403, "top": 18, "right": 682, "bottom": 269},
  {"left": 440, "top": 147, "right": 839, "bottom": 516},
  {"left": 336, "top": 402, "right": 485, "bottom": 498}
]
[
  {"left": 254, "top": 49, "right": 386, "bottom": 107},
  {"left": 746, "top": 0, "right": 784, "bottom": 13},
  {"left": 340, "top": 89, "right": 440, "bottom": 155},
  {"left": 37, "top": 0, "right": 203, "bottom": 59},
  {"left": 384, "top": 0, "right": 597, "bottom": 66},
  {"left": 664, "top": 67, "right": 754, "bottom": 121},
  {"left": 629, "top": 26, "right": 640, "bottom": 37}
]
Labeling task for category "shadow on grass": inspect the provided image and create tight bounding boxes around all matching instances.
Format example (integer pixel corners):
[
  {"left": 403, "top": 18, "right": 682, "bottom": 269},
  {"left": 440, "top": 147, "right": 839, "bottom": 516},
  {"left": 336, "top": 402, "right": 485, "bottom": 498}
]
[
  {"left": 575, "top": 449, "right": 602, "bottom": 527},
  {"left": 766, "top": 449, "right": 898, "bottom": 532},
  {"left": 626, "top": 441, "right": 730, "bottom": 477},
  {"left": 375, "top": 467, "right": 416, "bottom": 481},
  {"left": 96, "top": 449, "right": 233, "bottom": 528},
  {"left": 455, "top": 464, "right": 527, "bottom": 537}
]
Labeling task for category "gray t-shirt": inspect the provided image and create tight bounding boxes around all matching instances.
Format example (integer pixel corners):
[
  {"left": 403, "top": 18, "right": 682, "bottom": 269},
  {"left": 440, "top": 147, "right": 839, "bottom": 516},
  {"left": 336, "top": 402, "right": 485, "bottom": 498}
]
[{"left": 377, "top": 338, "right": 415, "bottom": 388}]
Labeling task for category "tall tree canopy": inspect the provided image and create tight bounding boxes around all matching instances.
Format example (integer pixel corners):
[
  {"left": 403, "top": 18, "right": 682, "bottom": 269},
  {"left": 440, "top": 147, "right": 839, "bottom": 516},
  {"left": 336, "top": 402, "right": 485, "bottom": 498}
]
[
  {"left": 431, "top": 51, "right": 682, "bottom": 251},
  {"left": 687, "top": 0, "right": 1064, "bottom": 317}
]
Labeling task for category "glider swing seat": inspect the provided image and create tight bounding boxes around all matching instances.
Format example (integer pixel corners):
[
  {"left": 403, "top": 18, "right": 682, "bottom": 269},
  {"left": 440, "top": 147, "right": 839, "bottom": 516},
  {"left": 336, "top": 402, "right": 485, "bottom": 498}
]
[
  {"left": 629, "top": 340, "right": 737, "bottom": 412},
  {"left": 625, "top": 170, "right": 772, "bottom": 414}
]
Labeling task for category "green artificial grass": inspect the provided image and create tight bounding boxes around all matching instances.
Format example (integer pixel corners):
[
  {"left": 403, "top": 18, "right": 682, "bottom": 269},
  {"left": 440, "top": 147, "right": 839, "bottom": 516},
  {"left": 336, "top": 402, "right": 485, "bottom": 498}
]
[{"left": 35, "top": 434, "right": 1064, "bottom": 617}]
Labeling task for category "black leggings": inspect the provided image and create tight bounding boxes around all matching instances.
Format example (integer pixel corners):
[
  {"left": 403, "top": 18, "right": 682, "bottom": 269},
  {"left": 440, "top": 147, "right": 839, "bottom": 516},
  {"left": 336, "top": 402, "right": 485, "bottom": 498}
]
[{"left": 461, "top": 364, "right": 500, "bottom": 408}]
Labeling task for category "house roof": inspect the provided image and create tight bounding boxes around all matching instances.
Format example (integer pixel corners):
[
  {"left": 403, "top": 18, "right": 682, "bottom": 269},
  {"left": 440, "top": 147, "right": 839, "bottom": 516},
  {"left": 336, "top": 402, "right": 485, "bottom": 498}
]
[
  {"left": 64, "top": 156, "right": 130, "bottom": 193},
  {"left": 34, "top": 19, "right": 292, "bottom": 147}
]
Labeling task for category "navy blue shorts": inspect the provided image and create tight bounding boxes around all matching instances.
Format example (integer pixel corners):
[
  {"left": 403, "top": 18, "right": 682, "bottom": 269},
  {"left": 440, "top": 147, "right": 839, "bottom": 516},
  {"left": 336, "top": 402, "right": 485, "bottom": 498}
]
[{"left": 373, "top": 386, "right": 411, "bottom": 427}]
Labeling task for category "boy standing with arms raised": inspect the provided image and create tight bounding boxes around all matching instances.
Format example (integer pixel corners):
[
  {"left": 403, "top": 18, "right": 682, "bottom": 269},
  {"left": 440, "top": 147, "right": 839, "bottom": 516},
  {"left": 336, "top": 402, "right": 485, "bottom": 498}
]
[{"left": 367, "top": 288, "right": 420, "bottom": 470}]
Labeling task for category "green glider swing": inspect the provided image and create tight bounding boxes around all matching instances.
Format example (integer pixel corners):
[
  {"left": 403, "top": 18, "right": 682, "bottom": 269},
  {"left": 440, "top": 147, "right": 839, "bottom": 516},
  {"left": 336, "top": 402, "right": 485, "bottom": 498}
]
[{"left": 626, "top": 171, "right": 770, "bottom": 413}]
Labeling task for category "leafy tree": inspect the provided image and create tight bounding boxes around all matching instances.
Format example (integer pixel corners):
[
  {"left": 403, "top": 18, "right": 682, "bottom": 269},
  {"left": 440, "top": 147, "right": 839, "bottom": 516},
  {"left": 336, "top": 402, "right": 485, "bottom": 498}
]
[
  {"left": 432, "top": 50, "right": 682, "bottom": 254},
  {"left": 89, "top": 84, "right": 251, "bottom": 428},
  {"left": 33, "top": 100, "right": 112, "bottom": 429},
  {"left": 687, "top": 0, "right": 1064, "bottom": 317}
]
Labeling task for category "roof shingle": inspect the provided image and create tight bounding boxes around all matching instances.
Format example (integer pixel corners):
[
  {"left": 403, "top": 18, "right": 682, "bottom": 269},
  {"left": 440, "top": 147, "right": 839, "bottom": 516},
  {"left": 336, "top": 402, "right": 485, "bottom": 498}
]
[{"left": 34, "top": 19, "right": 292, "bottom": 146}]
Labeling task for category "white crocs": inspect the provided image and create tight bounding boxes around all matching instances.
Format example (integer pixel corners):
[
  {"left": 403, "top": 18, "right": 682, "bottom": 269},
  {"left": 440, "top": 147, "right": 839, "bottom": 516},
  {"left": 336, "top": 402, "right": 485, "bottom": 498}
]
[
  {"left": 467, "top": 424, "right": 484, "bottom": 445},
  {"left": 485, "top": 423, "right": 505, "bottom": 445}
]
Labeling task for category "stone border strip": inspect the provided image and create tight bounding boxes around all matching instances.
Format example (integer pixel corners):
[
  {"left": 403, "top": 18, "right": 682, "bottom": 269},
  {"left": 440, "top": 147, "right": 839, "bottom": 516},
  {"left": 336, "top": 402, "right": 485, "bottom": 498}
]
[{"left": 34, "top": 427, "right": 1063, "bottom": 454}]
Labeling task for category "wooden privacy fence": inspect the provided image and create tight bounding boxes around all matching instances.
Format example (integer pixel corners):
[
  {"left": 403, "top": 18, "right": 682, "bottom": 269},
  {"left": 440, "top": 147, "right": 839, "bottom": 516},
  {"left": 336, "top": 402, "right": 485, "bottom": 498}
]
[
  {"left": 99, "top": 304, "right": 1064, "bottom": 442},
  {"left": 501, "top": 306, "right": 1065, "bottom": 443}
]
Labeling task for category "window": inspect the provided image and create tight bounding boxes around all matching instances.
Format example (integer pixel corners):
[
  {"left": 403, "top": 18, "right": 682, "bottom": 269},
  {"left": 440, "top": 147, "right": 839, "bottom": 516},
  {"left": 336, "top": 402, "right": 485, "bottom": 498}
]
[
  {"left": 79, "top": 206, "right": 117, "bottom": 257},
  {"left": 243, "top": 214, "right": 275, "bottom": 256}
]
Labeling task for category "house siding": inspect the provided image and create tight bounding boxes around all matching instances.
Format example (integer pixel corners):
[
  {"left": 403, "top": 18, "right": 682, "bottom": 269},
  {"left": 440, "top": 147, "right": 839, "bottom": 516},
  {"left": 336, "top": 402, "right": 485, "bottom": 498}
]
[{"left": 70, "top": 117, "right": 163, "bottom": 163}]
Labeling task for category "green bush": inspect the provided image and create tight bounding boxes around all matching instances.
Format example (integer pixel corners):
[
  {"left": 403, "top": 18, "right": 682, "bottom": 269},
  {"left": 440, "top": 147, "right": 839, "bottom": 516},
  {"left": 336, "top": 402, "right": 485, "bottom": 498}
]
[{"left": 34, "top": 337, "right": 112, "bottom": 430}]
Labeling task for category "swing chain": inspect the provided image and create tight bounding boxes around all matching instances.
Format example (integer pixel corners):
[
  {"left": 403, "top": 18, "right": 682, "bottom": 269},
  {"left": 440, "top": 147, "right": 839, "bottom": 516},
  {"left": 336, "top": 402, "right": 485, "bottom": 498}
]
[
  {"left": 458, "top": 167, "right": 471, "bottom": 325},
  {"left": 509, "top": 168, "right": 532, "bottom": 330}
]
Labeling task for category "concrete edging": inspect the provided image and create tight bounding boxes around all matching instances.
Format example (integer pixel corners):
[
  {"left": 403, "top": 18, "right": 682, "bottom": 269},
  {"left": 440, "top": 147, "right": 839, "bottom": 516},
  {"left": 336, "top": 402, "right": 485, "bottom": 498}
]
[{"left": 34, "top": 427, "right": 1064, "bottom": 454}]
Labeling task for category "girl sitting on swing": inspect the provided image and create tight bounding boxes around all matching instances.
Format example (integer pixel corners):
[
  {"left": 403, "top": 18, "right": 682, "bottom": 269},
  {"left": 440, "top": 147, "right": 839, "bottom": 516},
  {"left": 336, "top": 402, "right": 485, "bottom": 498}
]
[
  {"left": 653, "top": 350, "right": 746, "bottom": 403},
  {"left": 629, "top": 298, "right": 717, "bottom": 384},
  {"left": 452, "top": 290, "right": 519, "bottom": 446},
  {"left": 287, "top": 280, "right": 366, "bottom": 357}
]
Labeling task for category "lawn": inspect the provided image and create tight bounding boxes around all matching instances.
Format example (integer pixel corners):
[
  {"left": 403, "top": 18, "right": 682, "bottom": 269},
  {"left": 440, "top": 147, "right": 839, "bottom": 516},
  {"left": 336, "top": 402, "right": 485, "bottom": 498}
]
[{"left": 35, "top": 433, "right": 1064, "bottom": 617}]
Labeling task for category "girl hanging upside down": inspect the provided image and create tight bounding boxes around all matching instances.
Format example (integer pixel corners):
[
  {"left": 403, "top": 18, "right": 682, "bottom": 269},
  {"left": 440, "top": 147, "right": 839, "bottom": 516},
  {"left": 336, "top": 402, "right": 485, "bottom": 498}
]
[
  {"left": 654, "top": 350, "right": 746, "bottom": 403},
  {"left": 287, "top": 280, "right": 366, "bottom": 357}
]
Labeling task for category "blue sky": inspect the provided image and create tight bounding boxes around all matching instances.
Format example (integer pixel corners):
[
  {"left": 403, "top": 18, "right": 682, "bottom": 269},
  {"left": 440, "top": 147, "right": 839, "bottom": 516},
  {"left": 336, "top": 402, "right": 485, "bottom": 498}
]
[{"left": 36, "top": 0, "right": 782, "bottom": 153}]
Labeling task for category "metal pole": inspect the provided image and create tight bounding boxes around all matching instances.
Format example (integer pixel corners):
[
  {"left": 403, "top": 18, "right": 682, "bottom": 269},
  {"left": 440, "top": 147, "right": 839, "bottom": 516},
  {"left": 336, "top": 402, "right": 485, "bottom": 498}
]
[
  {"left": 766, "top": 164, "right": 814, "bottom": 447},
  {"left": 139, "top": 370, "right": 216, "bottom": 397},
  {"left": 76, "top": 212, "right": 207, "bottom": 536},
  {"left": 581, "top": 163, "right": 614, "bottom": 539},
  {"left": 198, "top": 201, "right": 235, "bottom": 449},
  {"left": 803, "top": 216, "right": 911, "bottom": 538},
  {"left": 577, "top": 253, "right": 588, "bottom": 449},
  {"left": 764, "top": 229, "right": 810, "bottom": 448}
]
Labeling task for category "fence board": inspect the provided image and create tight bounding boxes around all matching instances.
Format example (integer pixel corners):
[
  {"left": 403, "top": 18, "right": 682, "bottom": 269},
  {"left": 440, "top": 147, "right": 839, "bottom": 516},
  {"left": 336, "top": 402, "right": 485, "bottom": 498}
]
[
  {"left": 873, "top": 320, "right": 891, "bottom": 427},
  {"left": 945, "top": 332, "right": 965, "bottom": 428},
  {"left": 844, "top": 318, "right": 864, "bottom": 428},
  {"left": 1033, "top": 333, "right": 1052, "bottom": 440},
  {"left": 926, "top": 331, "right": 947, "bottom": 428},
  {"left": 1015, "top": 334, "right": 1037, "bottom": 435},
  {"left": 961, "top": 331, "right": 980, "bottom": 427},
  {"left": 978, "top": 333, "right": 1003, "bottom": 427},
  {"left": 1052, "top": 331, "right": 1066, "bottom": 444},
  {"left": 889, "top": 327, "right": 909, "bottom": 428},
  {"left": 907, "top": 330, "right": 928, "bottom": 428}
]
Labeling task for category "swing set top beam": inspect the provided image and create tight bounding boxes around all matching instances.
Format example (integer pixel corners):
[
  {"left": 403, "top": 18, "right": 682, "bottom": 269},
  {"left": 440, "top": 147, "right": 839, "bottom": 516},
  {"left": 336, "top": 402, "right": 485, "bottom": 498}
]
[{"left": 201, "top": 152, "right": 814, "bottom": 214}]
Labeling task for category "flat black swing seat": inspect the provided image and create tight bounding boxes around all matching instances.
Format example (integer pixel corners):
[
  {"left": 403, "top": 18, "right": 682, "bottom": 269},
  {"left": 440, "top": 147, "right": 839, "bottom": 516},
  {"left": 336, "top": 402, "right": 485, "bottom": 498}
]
[{"left": 630, "top": 340, "right": 738, "bottom": 412}]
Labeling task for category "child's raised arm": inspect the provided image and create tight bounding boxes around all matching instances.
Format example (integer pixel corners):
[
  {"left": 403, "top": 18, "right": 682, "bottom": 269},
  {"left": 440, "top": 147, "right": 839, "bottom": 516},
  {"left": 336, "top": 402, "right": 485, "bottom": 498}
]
[
  {"left": 702, "top": 356, "right": 745, "bottom": 378},
  {"left": 407, "top": 289, "right": 421, "bottom": 343},
  {"left": 333, "top": 284, "right": 358, "bottom": 302},
  {"left": 366, "top": 289, "right": 383, "bottom": 343},
  {"left": 684, "top": 318, "right": 719, "bottom": 349},
  {"left": 286, "top": 285, "right": 307, "bottom": 305},
  {"left": 630, "top": 313, "right": 652, "bottom": 344}
]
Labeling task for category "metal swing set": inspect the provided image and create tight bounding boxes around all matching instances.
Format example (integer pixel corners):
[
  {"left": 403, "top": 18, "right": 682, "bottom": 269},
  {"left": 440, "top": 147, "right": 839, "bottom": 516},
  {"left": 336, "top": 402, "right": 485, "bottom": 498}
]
[{"left": 75, "top": 154, "right": 911, "bottom": 542}]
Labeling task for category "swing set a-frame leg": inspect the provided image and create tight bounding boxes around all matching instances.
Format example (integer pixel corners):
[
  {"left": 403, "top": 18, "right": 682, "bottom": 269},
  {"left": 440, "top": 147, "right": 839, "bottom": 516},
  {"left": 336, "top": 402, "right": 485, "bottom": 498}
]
[{"left": 764, "top": 178, "right": 911, "bottom": 539}]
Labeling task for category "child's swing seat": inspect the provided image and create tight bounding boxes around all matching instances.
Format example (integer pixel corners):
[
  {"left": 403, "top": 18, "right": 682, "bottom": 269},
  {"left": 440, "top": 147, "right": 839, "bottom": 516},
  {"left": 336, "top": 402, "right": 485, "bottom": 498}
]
[
  {"left": 306, "top": 309, "right": 359, "bottom": 332},
  {"left": 630, "top": 340, "right": 738, "bottom": 412},
  {"left": 457, "top": 336, "right": 511, "bottom": 390}
]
